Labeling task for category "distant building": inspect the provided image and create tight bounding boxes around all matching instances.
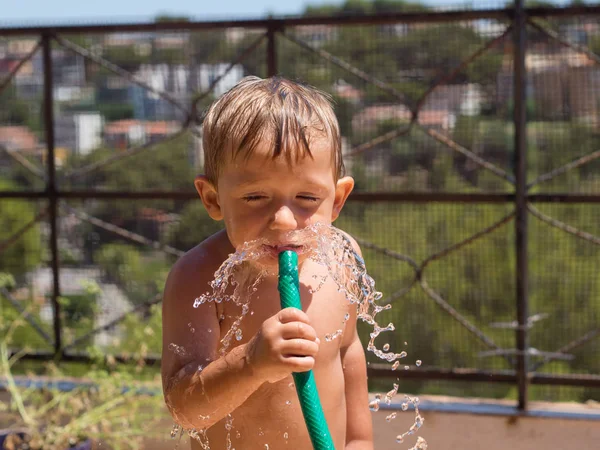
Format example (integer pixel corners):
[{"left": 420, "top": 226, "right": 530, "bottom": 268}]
[
  {"left": 55, "top": 112, "right": 104, "bottom": 156},
  {"left": 103, "top": 119, "right": 179, "bottom": 149},
  {"left": 497, "top": 50, "right": 599, "bottom": 121},
  {"left": 137, "top": 207, "right": 180, "bottom": 242},
  {"left": 333, "top": 79, "right": 364, "bottom": 104},
  {"left": 196, "top": 63, "right": 245, "bottom": 97},
  {"left": 0, "top": 125, "right": 43, "bottom": 172},
  {"left": 0, "top": 125, "right": 39, "bottom": 151},
  {"left": 352, "top": 103, "right": 455, "bottom": 133},
  {"left": 128, "top": 63, "right": 244, "bottom": 120}
]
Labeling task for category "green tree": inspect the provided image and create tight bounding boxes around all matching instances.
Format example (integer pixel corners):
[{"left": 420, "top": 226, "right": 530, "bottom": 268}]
[
  {"left": 0, "top": 179, "right": 42, "bottom": 278},
  {"left": 168, "top": 202, "right": 223, "bottom": 251}
]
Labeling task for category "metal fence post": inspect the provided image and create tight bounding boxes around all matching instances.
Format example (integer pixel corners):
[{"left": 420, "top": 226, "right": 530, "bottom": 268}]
[
  {"left": 513, "top": 0, "right": 529, "bottom": 411},
  {"left": 42, "top": 32, "right": 62, "bottom": 356}
]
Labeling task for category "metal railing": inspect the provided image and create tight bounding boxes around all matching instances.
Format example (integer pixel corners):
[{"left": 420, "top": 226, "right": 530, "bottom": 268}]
[{"left": 1, "top": 2, "right": 599, "bottom": 411}]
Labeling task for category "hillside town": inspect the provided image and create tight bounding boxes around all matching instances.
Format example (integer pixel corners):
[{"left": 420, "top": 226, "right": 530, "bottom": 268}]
[{"left": 1, "top": 17, "right": 598, "bottom": 170}]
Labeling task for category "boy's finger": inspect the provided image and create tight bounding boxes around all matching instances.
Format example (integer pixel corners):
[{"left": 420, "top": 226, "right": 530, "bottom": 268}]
[
  {"left": 284, "top": 356, "right": 315, "bottom": 373},
  {"left": 281, "top": 339, "right": 319, "bottom": 357},
  {"left": 277, "top": 307, "right": 310, "bottom": 325},
  {"left": 280, "top": 322, "right": 318, "bottom": 341}
]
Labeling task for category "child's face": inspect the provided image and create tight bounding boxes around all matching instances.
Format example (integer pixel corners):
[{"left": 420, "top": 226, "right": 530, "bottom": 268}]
[{"left": 196, "top": 136, "right": 354, "bottom": 265}]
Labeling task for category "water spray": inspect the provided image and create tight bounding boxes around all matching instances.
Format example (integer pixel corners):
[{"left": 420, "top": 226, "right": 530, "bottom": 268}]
[{"left": 278, "top": 250, "right": 334, "bottom": 450}]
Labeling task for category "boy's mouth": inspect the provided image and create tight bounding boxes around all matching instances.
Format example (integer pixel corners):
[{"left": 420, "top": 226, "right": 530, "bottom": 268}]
[{"left": 262, "top": 244, "right": 304, "bottom": 257}]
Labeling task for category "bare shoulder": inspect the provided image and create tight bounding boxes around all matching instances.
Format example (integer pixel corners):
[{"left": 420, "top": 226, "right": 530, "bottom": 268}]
[
  {"left": 164, "top": 229, "right": 233, "bottom": 303},
  {"left": 337, "top": 228, "right": 363, "bottom": 257}
]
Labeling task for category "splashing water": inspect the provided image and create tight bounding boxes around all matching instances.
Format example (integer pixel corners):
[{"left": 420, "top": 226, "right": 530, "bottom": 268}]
[
  {"left": 170, "top": 424, "right": 181, "bottom": 439},
  {"left": 168, "top": 343, "right": 187, "bottom": 357},
  {"left": 182, "top": 223, "right": 425, "bottom": 447},
  {"left": 188, "top": 428, "right": 210, "bottom": 450}
]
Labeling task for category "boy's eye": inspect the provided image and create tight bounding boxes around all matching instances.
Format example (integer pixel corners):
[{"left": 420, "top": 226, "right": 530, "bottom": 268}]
[
  {"left": 297, "top": 195, "right": 319, "bottom": 202},
  {"left": 243, "top": 195, "right": 266, "bottom": 202}
]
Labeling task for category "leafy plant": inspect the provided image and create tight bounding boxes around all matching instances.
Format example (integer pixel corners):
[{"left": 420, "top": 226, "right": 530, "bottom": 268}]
[{"left": 0, "top": 306, "right": 167, "bottom": 450}]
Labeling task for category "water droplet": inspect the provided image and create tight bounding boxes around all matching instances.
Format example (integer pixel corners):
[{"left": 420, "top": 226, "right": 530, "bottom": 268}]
[
  {"left": 401, "top": 402, "right": 409, "bottom": 411},
  {"left": 170, "top": 424, "right": 181, "bottom": 438},
  {"left": 168, "top": 343, "right": 187, "bottom": 356},
  {"left": 283, "top": 432, "right": 288, "bottom": 439},
  {"left": 386, "top": 412, "right": 397, "bottom": 422},
  {"left": 285, "top": 400, "right": 291, "bottom": 406},
  {"left": 396, "top": 435, "right": 404, "bottom": 444},
  {"left": 414, "top": 436, "right": 428, "bottom": 449},
  {"left": 416, "top": 360, "right": 422, "bottom": 367},
  {"left": 344, "top": 313, "right": 350, "bottom": 321},
  {"left": 383, "top": 343, "right": 390, "bottom": 351},
  {"left": 288, "top": 382, "right": 295, "bottom": 388},
  {"left": 235, "top": 329, "right": 243, "bottom": 341},
  {"left": 404, "top": 365, "right": 409, "bottom": 370},
  {"left": 399, "top": 351, "right": 407, "bottom": 358},
  {"left": 404, "top": 341, "right": 408, "bottom": 345},
  {"left": 264, "top": 445, "right": 269, "bottom": 449},
  {"left": 369, "top": 399, "right": 380, "bottom": 412},
  {"left": 392, "top": 361, "right": 400, "bottom": 370}
]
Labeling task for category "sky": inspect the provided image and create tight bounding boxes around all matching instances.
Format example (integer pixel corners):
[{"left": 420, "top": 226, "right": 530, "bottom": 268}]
[{"left": 1, "top": 0, "right": 575, "bottom": 25}]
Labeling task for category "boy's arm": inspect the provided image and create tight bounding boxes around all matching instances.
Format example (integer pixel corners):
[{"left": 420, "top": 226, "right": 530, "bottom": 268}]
[
  {"left": 341, "top": 315, "right": 374, "bottom": 450},
  {"left": 161, "top": 247, "right": 320, "bottom": 431},
  {"left": 340, "top": 234, "right": 374, "bottom": 449},
  {"left": 161, "top": 253, "right": 266, "bottom": 430}
]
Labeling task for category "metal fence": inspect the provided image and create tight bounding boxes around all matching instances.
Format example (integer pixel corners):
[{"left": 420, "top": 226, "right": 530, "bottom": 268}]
[{"left": 1, "top": 2, "right": 599, "bottom": 410}]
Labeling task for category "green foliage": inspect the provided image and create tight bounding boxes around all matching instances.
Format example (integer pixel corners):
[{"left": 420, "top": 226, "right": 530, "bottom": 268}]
[
  {"left": 0, "top": 272, "right": 16, "bottom": 290},
  {"left": 589, "top": 34, "right": 600, "bottom": 56},
  {"left": 58, "top": 281, "right": 101, "bottom": 327},
  {"left": 1, "top": 313, "right": 166, "bottom": 449},
  {"left": 0, "top": 86, "right": 42, "bottom": 134},
  {"left": 97, "top": 102, "right": 135, "bottom": 121},
  {"left": 155, "top": 14, "right": 191, "bottom": 22},
  {"left": 94, "top": 243, "right": 170, "bottom": 305},
  {"left": 110, "top": 303, "right": 163, "bottom": 356},
  {"left": 304, "top": 0, "right": 428, "bottom": 16},
  {"left": 168, "top": 202, "right": 223, "bottom": 251},
  {"left": 0, "top": 180, "right": 43, "bottom": 278},
  {"left": 0, "top": 87, "right": 31, "bottom": 126},
  {"left": 102, "top": 46, "right": 147, "bottom": 71}
]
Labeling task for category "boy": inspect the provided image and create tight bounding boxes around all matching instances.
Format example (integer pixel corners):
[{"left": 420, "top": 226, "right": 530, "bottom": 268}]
[{"left": 161, "top": 76, "right": 374, "bottom": 449}]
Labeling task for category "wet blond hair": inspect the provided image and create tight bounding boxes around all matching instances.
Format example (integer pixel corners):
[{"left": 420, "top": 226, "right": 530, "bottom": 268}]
[{"left": 201, "top": 76, "right": 344, "bottom": 186}]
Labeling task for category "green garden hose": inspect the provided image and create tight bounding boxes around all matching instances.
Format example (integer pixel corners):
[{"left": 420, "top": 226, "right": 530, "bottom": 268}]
[{"left": 278, "top": 250, "right": 335, "bottom": 450}]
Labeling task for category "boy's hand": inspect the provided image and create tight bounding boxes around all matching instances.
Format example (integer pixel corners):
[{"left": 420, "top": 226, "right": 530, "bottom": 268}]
[{"left": 247, "top": 307, "right": 320, "bottom": 383}]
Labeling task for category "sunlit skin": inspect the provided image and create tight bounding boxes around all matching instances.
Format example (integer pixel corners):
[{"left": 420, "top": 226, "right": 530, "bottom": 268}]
[{"left": 161, "top": 136, "right": 374, "bottom": 449}]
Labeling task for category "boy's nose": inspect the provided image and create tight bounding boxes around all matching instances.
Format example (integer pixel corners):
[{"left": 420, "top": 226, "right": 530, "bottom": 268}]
[{"left": 270, "top": 205, "right": 298, "bottom": 230}]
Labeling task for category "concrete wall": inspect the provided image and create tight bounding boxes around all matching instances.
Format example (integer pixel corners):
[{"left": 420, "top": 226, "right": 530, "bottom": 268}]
[{"left": 371, "top": 408, "right": 599, "bottom": 449}]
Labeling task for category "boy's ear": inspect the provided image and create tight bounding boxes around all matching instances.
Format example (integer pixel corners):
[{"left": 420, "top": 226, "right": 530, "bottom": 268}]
[
  {"left": 332, "top": 176, "right": 354, "bottom": 222},
  {"left": 194, "top": 175, "right": 223, "bottom": 221}
]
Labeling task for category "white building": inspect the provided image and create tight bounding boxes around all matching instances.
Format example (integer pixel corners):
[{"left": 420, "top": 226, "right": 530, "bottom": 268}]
[{"left": 55, "top": 112, "right": 103, "bottom": 156}]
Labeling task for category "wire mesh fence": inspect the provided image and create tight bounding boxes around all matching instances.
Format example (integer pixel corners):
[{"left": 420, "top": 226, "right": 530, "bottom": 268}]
[{"left": 1, "top": 3, "right": 599, "bottom": 408}]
